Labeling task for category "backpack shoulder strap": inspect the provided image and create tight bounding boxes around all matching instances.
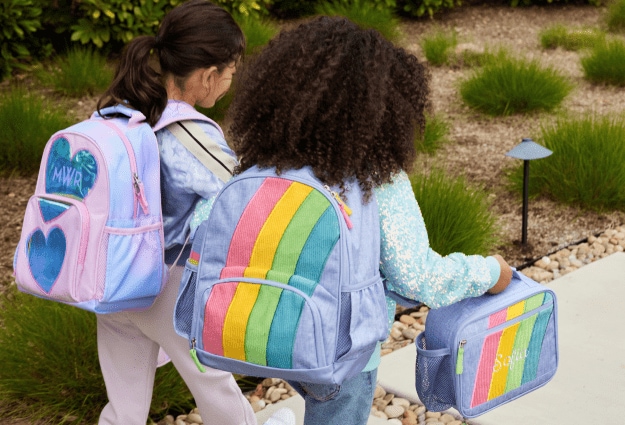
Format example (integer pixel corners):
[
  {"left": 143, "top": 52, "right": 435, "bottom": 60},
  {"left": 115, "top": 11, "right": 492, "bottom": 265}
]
[{"left": 167, "top": 120, "right": 235, "bottom": 183}]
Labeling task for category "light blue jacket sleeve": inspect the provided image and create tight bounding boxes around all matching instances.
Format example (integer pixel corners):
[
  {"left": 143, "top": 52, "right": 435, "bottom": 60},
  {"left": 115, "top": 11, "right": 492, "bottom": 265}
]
[
  {"left": 159, "top": 120, "right": 236, "bottom": 250},
  {"left": 375, "top": 171, "right": 500, "bottom": 313}
]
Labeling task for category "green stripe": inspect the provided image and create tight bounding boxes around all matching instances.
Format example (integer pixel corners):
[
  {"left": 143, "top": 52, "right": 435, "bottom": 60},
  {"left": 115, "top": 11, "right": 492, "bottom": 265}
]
[
  {"left": 504, "top": 313, "right": 538, "bottom": 393},
  {"left": 524, "top": 293, "right": 545, "bottom": 313}
]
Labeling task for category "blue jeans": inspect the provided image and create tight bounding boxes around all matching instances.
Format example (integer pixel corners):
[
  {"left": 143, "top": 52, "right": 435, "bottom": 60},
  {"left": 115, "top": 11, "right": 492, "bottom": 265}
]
[{"left": 288, "top": 369, "right": 378, "bottom": 425}]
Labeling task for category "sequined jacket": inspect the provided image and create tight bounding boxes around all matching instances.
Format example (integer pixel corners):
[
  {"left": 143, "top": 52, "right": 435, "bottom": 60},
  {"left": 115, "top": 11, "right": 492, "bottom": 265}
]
[{"left": 374, "top": 171, "right": 500, "bottom": 329}]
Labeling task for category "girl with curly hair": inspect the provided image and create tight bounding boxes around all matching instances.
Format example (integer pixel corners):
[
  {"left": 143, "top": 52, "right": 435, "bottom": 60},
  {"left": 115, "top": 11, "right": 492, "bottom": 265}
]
[{"left": 219, "top": 15, "right": 513, "bottom": 425}]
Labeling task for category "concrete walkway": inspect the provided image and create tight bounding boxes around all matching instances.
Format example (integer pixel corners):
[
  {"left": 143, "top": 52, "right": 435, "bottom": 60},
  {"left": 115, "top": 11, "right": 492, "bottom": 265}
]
[{"left": 255, "top": 252, "right": 625, "bottom": 424}]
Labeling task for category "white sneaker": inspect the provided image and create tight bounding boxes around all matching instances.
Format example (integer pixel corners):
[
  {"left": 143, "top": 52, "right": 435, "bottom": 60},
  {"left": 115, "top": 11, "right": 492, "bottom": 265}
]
[{"left": 262, "top": 407, "right": 296, "bottom": 425}]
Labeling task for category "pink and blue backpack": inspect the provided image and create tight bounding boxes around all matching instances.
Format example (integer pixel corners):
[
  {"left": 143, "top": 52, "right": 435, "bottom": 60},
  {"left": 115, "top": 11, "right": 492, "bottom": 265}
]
[
  {"left": 13, "top": 103, "right": 228, "bottom": 313},
  {"left": 173, "top": 166, "right": 389, "bottom": 385}
]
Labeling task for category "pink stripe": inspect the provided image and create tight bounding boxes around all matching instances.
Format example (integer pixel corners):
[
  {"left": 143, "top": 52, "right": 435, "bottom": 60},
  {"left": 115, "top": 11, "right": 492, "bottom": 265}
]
[
  {"left": 203, "top": 281, "right": 239, "bottom": 355},
  {"left": 189, "top": 250, "right": 200, "bottom": 263},
  {"left": 224, "top": 178, "right": 292, "bottom": 268},
  {"left": 471, "top": 330, "right": 503, "bottom": 407},
  {"left": 488, "top": 309, "right": 508, "bottom": 328},
  {"left": 203, "top": 178, "right": 291, "bottom": 355}
]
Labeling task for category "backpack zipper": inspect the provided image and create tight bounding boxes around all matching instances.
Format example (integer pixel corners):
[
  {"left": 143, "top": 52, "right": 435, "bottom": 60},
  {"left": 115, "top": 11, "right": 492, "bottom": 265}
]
[
  {"left": 190, "top": 338, "right": 206, "bottom": 373},
  {"left": 323, "top": 185, "right": 353, "bottom": 229},
  {"left": 98, "top": 120, "right": 150, "bottom": 217},
  {"left": 456, "top": 340, "right": 466, "bottom": 374}
]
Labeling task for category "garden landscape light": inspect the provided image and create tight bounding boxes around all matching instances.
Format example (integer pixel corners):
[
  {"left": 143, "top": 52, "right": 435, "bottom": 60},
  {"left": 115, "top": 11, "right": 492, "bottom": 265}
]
[{"left": 505, "top": 138, "right": 553, "bottom": 246}]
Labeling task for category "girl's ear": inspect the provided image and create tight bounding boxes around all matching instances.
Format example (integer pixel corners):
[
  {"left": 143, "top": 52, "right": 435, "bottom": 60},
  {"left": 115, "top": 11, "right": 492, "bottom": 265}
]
[{"left": 202, "top": 66, "right": 219, "bottom": 91}]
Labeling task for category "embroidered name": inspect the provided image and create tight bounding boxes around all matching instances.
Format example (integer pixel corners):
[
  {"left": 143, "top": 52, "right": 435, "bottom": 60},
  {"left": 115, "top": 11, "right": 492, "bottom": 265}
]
[
  {"left": 493, "top": 348, "right": 529, "bottom": 372},
  {"left": 52, "top": 165, "right": 83, "bottom": 189}
]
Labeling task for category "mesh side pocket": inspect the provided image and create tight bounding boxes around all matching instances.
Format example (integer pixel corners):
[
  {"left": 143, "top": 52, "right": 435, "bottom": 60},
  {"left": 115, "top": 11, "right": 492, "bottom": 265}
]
[
  {"left": 415, "top": 333, "right": 455, "bottom": 412},
  {"left": 336, "top": 292, "right": 352, "bottom": 359},
  {"left": 173, "top": 266, "right": 197, "bottom": 339}
]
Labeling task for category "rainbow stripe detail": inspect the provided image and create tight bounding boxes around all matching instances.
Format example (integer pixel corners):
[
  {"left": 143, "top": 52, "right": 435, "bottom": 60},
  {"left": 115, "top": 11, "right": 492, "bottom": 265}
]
[
  {"left": 188, "top": 250, "right": 200, "bottom": 266},
  {"left": 202, "top": 178, "right": 340, "bottom": 368},
  {"left": 471, "top": 292, "right": 553, "bottom": 407}
]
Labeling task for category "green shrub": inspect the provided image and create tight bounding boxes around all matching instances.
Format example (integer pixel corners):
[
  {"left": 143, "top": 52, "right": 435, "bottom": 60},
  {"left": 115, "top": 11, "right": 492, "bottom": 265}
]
[
  {"left": 415, "top": 114, "right": 450, "bottom": 155},
  {"left": 606, "top": 0, "right": 625, "bottom": 33},
  {"left": 69, "top": 0, "right": 181, "bottom": 50},
  {"left": 234, "top": 13, "right": 279, "bottom": 55},
  {"left": 36, "top": 46, "right": 113, "bottom": 97},
  {"left": 269, "top": 0, "right": 319, "bottom": 18},
  {"left": 459, "top": 55, "right": 573, "bottom": 116},
  {"left": 409, "top": 168, "right": 500, "bottom": 256},
  {"left": 581, "top": 38, "right": 625, "bottom": 86},
  {"left": 539, "top": 24, "right": 606, "bottom": 51},
  {"left": 0, "top": 0, "right": 43, "bottom": 80},
  {"left": 316, "top": 0, "right": 400, "bottom": 41},
  {"left": 398, "top": 0, "right": 460, "bottom": 18},
  {"left": 507, "top": 115, "right": 625, "bottom": 211},
  {"left": 215, "top": 0, "right": 272, "bottom": 18},
  {"left": 0, "top": 288, "right": 196, "bottom": 424},
  {"left": 420, "top": 27, "right": 458, "bottom": 66},
  {"left": 0, "top": 87, "right": 74, "bottom": 176}
]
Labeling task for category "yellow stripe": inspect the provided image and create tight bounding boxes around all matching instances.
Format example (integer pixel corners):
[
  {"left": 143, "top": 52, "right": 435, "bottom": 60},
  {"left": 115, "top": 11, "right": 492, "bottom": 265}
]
[
  {"left": 247, "top": 183, "right": 313, "bottom": 272},
  {"left": 506, "top": 300, "right": 525, "bottom": 321},
  {"left": 488, "top": 322, "right": 521, "bottom": 400},
  {"left": 222, "top": 183, "right": 313, "bottom": 361},
  {"left": 222, "top": 282, "right": 260, "bottom": 360}
]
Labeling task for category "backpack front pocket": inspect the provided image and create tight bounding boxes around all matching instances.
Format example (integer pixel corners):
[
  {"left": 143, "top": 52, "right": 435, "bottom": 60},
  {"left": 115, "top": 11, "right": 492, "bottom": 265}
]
[
  {"left": 195, "top": 278, "right": 324, "bottom": 370},
  {"left": 15, "top": 195, "right": 89, "bottom": 303}
]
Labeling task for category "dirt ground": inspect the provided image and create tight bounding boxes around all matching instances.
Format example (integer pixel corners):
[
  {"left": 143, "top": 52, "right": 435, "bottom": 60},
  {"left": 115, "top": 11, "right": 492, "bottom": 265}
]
[
  {"left": 2, "top": 3, "right": 625, "bottom": 293},
  {"left": 399, "top": 3, "right": 625, "bottom": 266}
]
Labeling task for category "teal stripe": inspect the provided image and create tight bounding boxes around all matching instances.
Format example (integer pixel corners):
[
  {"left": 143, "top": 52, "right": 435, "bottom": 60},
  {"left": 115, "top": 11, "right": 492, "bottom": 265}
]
[
  {"left": 266, "top": 208, "right": 339, "bottom": 368},
  {"left": 293, "top": 208, "right": 339, "bottom": 287},
  {"left": 521, "top": 306, "right": 553, "bottom": 384}
]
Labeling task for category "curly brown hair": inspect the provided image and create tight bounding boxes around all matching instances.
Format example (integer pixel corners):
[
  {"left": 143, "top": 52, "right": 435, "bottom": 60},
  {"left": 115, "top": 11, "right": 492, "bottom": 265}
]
[{"left": 227, "top": 16, "right": 430, "bottom": 197}]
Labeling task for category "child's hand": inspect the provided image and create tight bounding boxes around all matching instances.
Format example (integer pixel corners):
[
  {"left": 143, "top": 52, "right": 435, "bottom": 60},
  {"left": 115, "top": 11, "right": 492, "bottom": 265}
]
[{"left": 488, "top": 254, "right": 513, "bottom": 294}]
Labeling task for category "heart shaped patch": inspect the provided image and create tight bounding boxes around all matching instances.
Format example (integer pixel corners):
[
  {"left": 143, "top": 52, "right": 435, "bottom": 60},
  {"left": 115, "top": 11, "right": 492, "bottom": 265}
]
[
  {"left": 45, "top": 137, "right": 98, "bottom": 200},
  {"left": 27, "top": 228, "right": 66, "bottom": 293}
]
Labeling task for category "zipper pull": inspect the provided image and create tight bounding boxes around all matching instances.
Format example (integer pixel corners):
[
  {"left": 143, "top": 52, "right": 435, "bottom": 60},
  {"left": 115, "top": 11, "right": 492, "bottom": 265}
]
[
  {"left": 190, "top": 338, "right": 206, "bottom": 373},
  {"left": 456, "top": 340, "right": 466, "bottom": 375},
  {"left": 133, "top": 173, "right": 150, "bottom": 215},
  {"left": 324, "top": 185, "right": 353, "bottom": 229}
]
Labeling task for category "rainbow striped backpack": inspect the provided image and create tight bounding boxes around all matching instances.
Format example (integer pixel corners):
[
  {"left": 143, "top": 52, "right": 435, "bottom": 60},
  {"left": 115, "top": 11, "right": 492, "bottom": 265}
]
[
  {"left": 415, "top": 270, "right": 558, "bottom": 418},
  {"left": 173, "top": 166, "right": 389, "bottom": 385}
]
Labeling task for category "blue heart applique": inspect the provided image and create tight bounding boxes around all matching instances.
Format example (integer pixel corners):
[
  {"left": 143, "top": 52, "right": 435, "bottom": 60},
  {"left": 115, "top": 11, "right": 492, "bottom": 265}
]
[
  {"left": 45, "top": 137, "right": 98, "bottom": 200},
  {"left": 27, "top": 228, "right": 66, "bottom": 293}
]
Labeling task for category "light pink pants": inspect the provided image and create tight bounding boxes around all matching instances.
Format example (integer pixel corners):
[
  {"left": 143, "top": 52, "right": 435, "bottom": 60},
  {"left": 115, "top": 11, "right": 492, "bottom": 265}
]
[{"left": 97, "top": 266, "right": 256, "bottom": 425}]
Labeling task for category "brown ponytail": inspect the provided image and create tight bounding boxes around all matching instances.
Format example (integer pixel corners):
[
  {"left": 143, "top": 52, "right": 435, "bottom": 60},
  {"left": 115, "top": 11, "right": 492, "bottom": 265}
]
[{"left": 98, "top": 0, "right": 245, "bottom": 126}]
